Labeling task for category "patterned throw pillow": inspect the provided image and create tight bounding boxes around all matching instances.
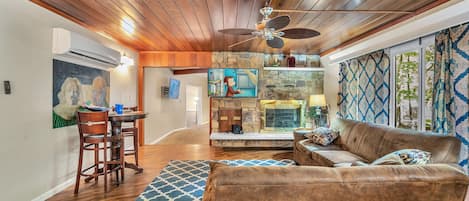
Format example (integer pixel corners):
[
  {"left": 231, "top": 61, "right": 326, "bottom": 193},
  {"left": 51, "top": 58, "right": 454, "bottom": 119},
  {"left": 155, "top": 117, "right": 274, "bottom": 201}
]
[
  {"left": 370, "top": 153, "right": 405, "bottom": 165},
  {"left": 385, "top": 149, "right": 432, "bottom": 165},
  {"left": 304, "top": 127, "right": 339, "bottom": 146}
]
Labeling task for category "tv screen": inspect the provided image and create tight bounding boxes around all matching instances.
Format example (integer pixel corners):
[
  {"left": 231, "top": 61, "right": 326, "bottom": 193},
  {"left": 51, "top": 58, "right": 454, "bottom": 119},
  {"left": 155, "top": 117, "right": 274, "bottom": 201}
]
[
  {"left": 168, "top": 78, "right": 180, "bottom": 99},
  {"left": 208, "top": 68, "right": 258, "bottom": 98}
]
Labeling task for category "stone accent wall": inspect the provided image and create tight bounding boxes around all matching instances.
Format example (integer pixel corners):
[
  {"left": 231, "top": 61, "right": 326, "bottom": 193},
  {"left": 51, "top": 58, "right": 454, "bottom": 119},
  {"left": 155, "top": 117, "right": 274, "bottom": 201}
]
[{"left": 210, "top": 52, "right": 324, "bottom": 133}]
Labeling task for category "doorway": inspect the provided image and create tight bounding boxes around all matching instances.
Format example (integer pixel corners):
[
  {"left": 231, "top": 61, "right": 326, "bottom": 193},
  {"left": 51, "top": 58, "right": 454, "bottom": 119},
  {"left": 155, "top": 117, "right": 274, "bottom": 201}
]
[{"left": 186, "top": 85, "right": 202, "bottom": 128}]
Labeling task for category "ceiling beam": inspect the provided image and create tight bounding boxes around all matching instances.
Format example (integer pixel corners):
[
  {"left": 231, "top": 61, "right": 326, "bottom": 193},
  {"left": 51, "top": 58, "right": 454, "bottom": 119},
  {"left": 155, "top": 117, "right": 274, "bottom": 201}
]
[
  {"left": 173, "top": 68, "right": 209, "bottom": 75},
  {"left": 320, "top": 0, "right": 451, "bottom": 57}
]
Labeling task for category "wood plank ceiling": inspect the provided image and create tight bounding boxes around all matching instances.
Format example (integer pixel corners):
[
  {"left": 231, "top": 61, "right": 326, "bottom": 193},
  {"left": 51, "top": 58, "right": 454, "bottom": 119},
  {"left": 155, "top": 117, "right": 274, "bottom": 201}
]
[{"left": 33, "top": 0, "right": 440, "bottom": 54}]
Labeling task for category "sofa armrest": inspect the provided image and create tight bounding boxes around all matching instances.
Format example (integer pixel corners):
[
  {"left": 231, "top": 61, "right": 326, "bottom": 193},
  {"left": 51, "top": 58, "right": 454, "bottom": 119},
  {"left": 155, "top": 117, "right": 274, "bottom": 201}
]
[{"left": 203, "top": 164, "right": 469, "bottom": 201}]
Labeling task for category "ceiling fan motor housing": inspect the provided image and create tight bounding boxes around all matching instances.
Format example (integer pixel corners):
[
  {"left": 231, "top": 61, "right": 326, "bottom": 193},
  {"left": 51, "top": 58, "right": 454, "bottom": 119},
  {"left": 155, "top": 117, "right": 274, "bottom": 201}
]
[{"left": 260, "top": 6, "right": 273, "bottom": 20}]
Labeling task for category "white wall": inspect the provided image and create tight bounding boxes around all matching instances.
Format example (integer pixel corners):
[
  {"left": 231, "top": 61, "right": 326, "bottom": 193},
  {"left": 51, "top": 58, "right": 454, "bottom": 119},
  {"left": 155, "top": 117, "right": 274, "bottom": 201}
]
[
  {"left": 144, "top": 69, "right": 209, "bottom": 144},
  {"left": 321, "top": 57, "right": 340, "bottom": 123},
  {"left": 0, "top": 1, "right": 137, "bottom": 200}
]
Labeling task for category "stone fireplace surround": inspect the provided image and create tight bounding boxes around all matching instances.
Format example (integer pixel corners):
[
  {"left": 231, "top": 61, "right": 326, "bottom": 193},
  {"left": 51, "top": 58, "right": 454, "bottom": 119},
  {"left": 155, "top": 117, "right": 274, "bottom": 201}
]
[{"left": 209, "top": 52, "right": 324, "bottom": 147}]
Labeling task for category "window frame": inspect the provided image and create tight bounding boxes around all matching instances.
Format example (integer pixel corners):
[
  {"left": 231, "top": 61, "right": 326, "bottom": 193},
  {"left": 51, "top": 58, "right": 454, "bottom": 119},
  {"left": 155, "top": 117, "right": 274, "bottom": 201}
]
[{"left": 389, "top": 34, "right": 435, "bottom": 131}]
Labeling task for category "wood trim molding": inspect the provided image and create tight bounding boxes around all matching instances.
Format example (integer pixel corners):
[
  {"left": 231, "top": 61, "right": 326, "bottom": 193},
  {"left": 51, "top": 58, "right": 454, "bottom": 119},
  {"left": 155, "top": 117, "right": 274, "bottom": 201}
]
[
  {"left": 139, "top": 51, "right": 212, "bottom": 68},
  {"left": 320, "top": 0, "right": 450, "bottom": 56},
  {"left": 173, "top": 68, "right": 209, "bottom": 75},
  {"left": 137, "top": 64, "right": 144, "bottom": 146}
]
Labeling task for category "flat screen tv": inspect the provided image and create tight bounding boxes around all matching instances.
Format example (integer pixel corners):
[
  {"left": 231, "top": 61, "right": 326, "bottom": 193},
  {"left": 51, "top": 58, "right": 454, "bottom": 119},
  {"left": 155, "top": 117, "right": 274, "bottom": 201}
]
[
  {"left": 208, "top": 68, "right": 258, "bottom": 98},
  {"left": 168, "top": 78, "right": 180, "bottom": 99}
]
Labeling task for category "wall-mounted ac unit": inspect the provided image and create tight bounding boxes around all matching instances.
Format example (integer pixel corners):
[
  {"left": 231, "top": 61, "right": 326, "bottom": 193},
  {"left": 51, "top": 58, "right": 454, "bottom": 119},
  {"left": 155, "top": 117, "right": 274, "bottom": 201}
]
[{"left": 52, "top": 28, "right": 121, "bottom": 68}]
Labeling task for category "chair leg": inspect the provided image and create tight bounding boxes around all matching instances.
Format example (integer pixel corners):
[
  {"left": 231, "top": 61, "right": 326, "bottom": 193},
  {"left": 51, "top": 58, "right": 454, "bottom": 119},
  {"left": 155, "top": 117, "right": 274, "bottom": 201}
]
[
  {"left": 120, "top": 136, "right": 125, "bottom": 181},
  {"left": 103, "top": 143, "right": 108, "bottom": 192},
  {"left": 74, "top": 143, "right": 84, "bottom": 194},
  {"left": 134, "top": 129, "right": 139, "bottom": 166},
  {"left": 94, "top": 144, "right": 99, "bottom": 182}
]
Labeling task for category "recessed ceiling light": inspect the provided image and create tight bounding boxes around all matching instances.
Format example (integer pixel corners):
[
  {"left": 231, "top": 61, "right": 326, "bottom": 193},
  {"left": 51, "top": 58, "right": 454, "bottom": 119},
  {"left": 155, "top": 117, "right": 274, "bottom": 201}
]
[{"left": 121, "top": 17, "right": 135, "bottom": 35}]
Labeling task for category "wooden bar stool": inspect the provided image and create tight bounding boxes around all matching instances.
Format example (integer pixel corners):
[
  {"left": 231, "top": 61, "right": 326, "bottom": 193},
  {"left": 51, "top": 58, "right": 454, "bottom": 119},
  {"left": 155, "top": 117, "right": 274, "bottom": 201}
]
[
  {"left": 113, "top": 106, "right": 139, "bottom": 167},
  {"left": 74, "top": 111, "right": 125, "bottom": 194}
]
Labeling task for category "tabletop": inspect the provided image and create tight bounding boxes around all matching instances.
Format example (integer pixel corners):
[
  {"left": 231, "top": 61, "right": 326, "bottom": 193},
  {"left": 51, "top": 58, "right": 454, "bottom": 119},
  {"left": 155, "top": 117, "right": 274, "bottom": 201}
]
[{"left": 108, "top": 111, "right": 147, "bottom": 122}]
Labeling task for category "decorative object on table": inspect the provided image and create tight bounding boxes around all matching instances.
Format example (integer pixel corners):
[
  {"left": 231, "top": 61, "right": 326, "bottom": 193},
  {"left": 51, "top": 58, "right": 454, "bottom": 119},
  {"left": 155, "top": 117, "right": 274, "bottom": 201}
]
[
  {"left": 304, "top": 127, "right": 339, "bottom": 146},
  {"left": 232, "top": 124, "right": 243, "bottom": 134},
  {"left": 207, "top": 68, "right": 258, "bottom": 98},
  {"left": 136, "top": 159, "right": 296, "bottom": 201},
  {"left": 114, "top": 104, "right": 124, "bottom": 114},
  {"left": 287, "top": 54, "right": 295, "bottom": 67},
  {"left": 308, "top": 94, "right": 327, "bottom": 128},
  {"left": 296, "top": 54, "right": 306, "bottom": 67},
  {"left": 82, "top": 104, "right": 108, "bottom": 111},
  {"left": 52, "top": 59, "right": 110, "bottom": 128},
  {"left": 168, "top": 78, "right": 180, "bottom": 99}
]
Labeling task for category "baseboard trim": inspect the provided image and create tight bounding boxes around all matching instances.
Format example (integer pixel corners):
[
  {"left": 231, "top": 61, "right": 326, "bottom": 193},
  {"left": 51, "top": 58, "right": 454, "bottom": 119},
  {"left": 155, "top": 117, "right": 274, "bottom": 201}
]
[
  {"left": 199, "top": 121, "right": 209, "bottom": 125},
  {"left": 149, "top": 127, "right": 187, "bottom": 145},
  {"left": 31, "top": 178, "right": 74, "bottom": 201}
]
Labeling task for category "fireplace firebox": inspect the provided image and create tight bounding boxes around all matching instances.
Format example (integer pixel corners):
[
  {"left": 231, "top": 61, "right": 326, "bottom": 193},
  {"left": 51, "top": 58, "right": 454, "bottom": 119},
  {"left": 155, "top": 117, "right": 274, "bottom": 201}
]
[{"left": 260, "top": 100, "right": 306, "bottom": 132}]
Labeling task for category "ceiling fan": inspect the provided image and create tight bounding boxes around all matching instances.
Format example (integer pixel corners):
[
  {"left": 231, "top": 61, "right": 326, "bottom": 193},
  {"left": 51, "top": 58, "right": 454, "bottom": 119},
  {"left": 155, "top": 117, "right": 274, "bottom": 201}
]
[
  {"left": 218, "top": 1, "right": 320, "bottom": 49},
  {"left": 218, "top": 0, "right": 413, "bottom": 49}
]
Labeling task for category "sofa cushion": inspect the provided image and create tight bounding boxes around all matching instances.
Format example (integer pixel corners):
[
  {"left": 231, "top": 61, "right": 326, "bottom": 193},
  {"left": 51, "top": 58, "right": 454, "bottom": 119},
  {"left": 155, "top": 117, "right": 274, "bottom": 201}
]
[
  {"left": 311, "top": 150, "right": 368, "bottom": 167},
  {"left": 296, "top": 139, "right": 342, "bottom": 154},
  {"left": 331, "top": 118, "right": 461, "bottom": 164}
]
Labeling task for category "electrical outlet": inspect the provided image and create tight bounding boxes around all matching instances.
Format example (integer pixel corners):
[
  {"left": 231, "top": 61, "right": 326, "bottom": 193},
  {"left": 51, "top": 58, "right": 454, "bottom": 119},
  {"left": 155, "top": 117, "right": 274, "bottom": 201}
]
[{"left": 4, "top": 80, "right": 11, "bottom": 94}]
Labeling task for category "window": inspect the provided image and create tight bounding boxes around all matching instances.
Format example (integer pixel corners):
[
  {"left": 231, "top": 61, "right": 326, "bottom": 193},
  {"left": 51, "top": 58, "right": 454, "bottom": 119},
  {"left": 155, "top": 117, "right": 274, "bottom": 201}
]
[{"left": 390, "top": 35, "right": 435, "bottom": 131}]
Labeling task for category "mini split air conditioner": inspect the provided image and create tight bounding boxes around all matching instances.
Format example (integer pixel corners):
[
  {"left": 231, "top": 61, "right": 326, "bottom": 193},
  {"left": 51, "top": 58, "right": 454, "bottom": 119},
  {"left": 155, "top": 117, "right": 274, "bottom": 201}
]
[{"left": 52, "top": 28, "right": 121, "bottom": 68}]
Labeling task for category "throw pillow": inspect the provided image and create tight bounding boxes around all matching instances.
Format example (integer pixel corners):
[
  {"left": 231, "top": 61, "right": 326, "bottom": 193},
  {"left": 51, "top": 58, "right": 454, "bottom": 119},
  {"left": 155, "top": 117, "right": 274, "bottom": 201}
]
[
  {"left": 384, "top": 149, "right": 432, "bottom": 165},
  {"left": 351, "top": 161, "right": 370, "bottom": 166},
  {"left": 304, "top": 127, "right": 339, "bottom": 146},
  {"left": 370, "top": 153, "right": 405, "bottom": 165}
]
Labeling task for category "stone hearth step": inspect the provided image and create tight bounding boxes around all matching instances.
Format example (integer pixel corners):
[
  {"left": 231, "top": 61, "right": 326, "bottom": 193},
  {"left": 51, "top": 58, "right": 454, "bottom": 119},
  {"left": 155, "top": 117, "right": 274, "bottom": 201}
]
[{"left": 210, "top": 132, "right": 294, "bottom": 148}]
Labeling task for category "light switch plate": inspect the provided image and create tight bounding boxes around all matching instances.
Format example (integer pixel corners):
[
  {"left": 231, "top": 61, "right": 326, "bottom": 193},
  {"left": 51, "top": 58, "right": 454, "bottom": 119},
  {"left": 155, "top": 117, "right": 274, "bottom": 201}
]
[{"left": 4, "top": 80, "right": 11, "bottom": 94}]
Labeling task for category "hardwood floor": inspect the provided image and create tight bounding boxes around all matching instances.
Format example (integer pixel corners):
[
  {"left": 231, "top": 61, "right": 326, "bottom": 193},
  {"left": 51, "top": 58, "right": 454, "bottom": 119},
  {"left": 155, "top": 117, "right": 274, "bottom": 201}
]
[
  {"left": 48, "top": 144, "right": 293, "bottom": 201},
  {"left": 157, "top": 123, "right": 210, "bottom": 145}
]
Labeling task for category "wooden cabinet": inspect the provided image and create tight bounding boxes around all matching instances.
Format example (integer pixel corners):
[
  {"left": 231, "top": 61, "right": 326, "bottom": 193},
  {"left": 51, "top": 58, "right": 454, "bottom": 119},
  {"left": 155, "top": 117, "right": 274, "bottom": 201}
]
[{"left": 218, "top": 108, "right": 242, "bottom": 132}]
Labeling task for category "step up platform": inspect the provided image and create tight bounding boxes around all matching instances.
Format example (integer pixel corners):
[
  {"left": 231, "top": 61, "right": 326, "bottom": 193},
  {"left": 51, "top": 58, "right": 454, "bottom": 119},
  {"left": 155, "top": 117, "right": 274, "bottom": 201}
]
[{"left": 210, "top": 132, "right": 294, "bottom": 148}]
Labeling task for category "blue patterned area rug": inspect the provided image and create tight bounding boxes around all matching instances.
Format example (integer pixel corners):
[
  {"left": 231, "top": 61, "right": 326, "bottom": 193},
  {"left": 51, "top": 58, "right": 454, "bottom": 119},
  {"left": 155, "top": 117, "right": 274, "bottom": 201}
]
[{"left": 136, "top": 159, "right": 296, "bottom": 201}]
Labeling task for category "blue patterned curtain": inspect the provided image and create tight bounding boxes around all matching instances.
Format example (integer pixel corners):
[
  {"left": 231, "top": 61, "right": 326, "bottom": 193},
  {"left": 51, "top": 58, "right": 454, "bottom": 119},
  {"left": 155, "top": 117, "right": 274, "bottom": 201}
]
[
  {"left": 433, "top": 22, "right": 469, "bottom": 171},
  {"left": 338, "top": 50, "right": 390, "bottom": 125}
]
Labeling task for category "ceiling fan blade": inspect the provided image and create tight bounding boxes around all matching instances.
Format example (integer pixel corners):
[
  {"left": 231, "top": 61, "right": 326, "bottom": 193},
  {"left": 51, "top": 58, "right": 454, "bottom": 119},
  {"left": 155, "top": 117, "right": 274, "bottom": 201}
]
[
  {"left": 281, "top": 28, "right": 320, "bottom": 39},
  {"left": 266, "top": 15, "right": 290, "bottom": 30},
  {"left": 266, "top": 37, "right": 284, "bottom": 48},
  {"left": 228, "top": 37, "right": 258, "bottom": 48},
  {"left": 218, "top": 28, "right": 256, "bottom": 35}
]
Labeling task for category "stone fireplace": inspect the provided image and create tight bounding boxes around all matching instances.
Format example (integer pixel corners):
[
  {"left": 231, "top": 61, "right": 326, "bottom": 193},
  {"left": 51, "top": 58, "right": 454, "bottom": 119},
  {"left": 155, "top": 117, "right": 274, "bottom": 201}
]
[{"left": 260, "top": 100, "right": 306, "bottom": 132}]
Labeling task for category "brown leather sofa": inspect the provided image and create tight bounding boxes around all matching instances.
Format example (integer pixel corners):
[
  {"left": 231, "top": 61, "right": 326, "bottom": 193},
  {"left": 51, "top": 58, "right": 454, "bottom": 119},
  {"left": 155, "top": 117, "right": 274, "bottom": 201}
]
[
  {"left": 203, "top": 119, "right": 469, "bottom": 201},
  {"left": 294, "top": 118, "right": 462, "bottom": 166}
]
